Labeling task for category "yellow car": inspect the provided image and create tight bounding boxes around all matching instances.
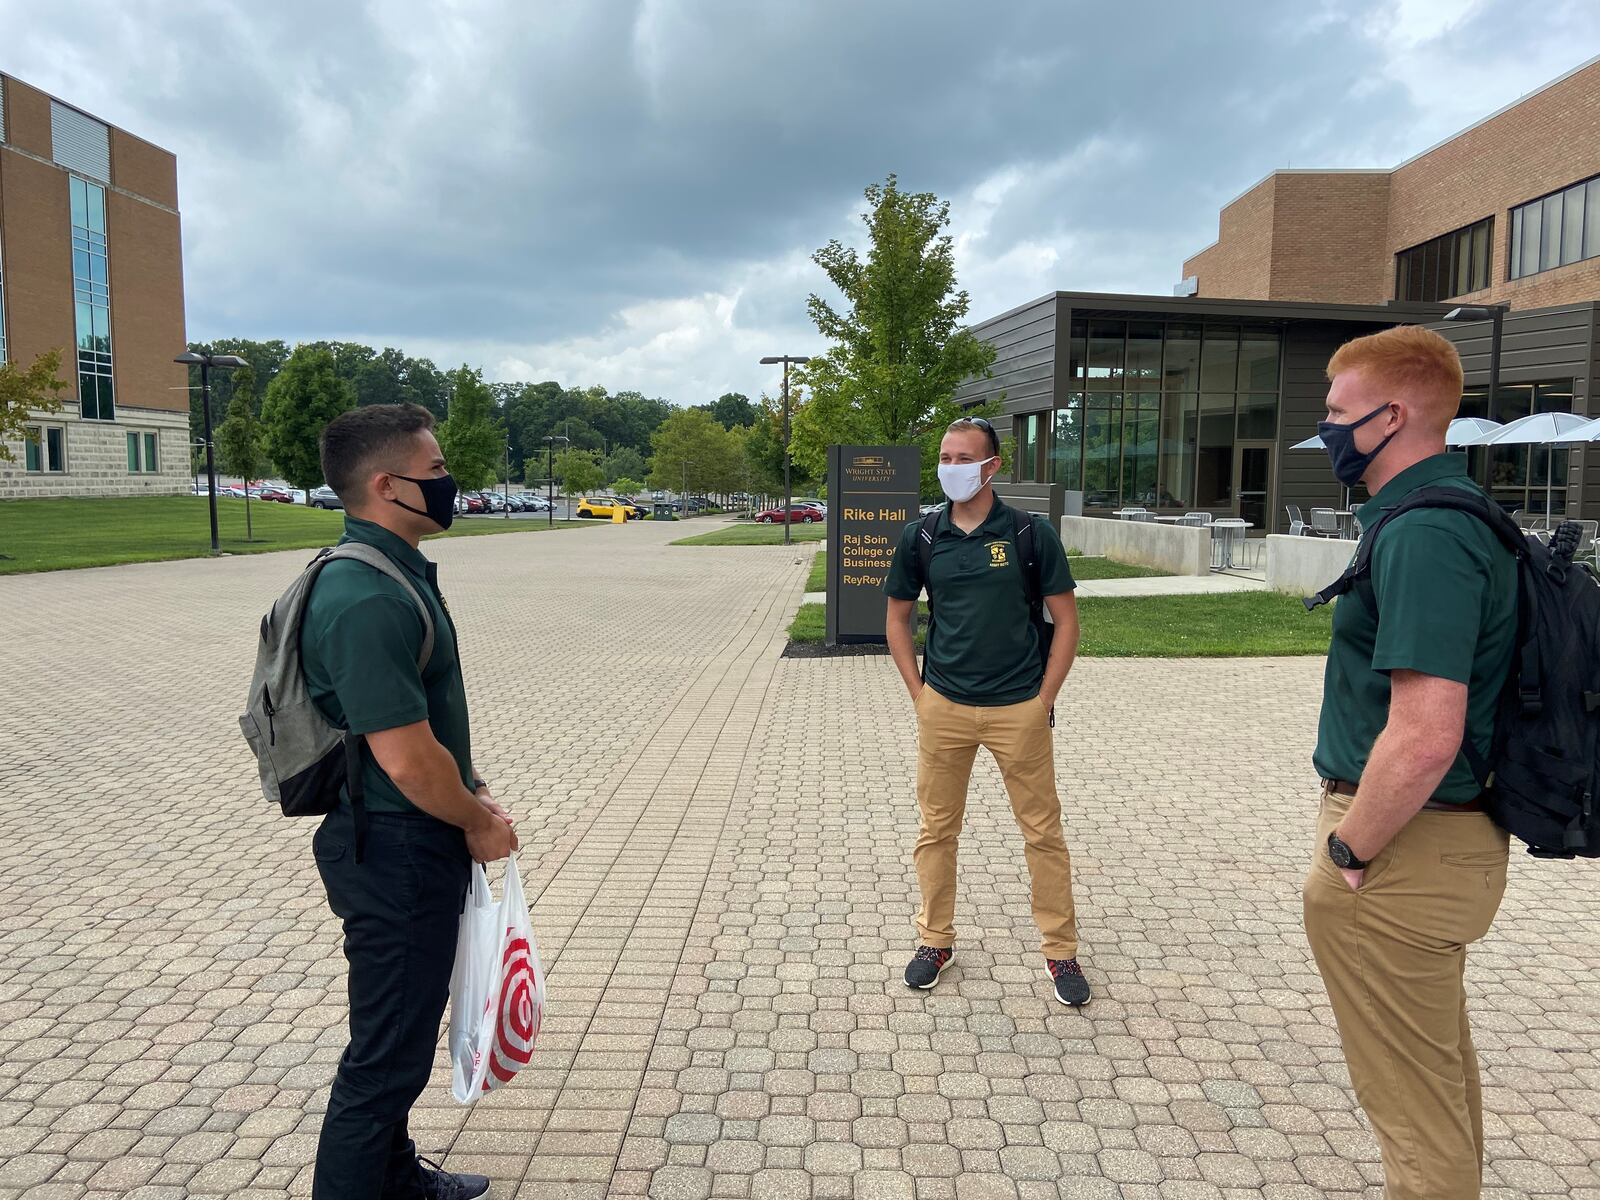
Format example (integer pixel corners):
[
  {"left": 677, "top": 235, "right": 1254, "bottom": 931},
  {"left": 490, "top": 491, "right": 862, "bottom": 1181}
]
[{"left": 576, "top": 496, "right": 628, "bottom": 520}]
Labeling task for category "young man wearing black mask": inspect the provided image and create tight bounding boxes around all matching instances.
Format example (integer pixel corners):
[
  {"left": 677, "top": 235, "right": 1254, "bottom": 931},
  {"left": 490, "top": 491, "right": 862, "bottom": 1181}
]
[{"left": 304, "top": 404, "right": 517, "bottom": 1200}]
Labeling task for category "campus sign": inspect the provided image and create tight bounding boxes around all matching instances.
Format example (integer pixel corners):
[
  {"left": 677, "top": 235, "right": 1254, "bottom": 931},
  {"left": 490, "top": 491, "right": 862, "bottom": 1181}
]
[{"left": 824, "top": 444, "right": 922, "bottom": 644}]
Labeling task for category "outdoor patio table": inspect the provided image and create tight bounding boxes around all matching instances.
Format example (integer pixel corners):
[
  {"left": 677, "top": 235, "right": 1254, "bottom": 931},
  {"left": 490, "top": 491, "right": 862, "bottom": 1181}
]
[
  {"left": 1211, "top": 521, "right": 1255, "bottom": 570},
  {"left": 1334, "top": 510, "right": 1357, "bottom": 539}
]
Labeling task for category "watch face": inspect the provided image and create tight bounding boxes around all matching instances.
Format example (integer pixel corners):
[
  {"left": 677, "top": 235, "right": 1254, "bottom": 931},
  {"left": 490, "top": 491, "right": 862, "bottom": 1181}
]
[{"left": 1328, "top": 834, "right": 1352, "bottom": 868}]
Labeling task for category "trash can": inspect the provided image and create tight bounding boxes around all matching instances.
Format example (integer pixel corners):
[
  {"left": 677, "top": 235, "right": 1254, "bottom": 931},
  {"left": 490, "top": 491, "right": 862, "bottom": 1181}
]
[{"left": 654, "top": 502, "right": 676, "bottom": 521}]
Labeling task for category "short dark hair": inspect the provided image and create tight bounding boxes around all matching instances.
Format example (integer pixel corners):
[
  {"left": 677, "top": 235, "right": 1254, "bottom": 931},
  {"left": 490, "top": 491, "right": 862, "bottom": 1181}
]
[
  {"left": 945, "top": 415, "right": 1000, "bottom": 457},
  {"left": 320, "top": 404, "right": 436, "bottom": 501}
]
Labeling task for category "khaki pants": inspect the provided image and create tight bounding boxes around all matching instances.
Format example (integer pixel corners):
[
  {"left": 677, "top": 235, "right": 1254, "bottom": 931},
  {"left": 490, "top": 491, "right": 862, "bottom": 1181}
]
[
  {"left": 913, "top": 685, "right": 1078, "bottom": 959},
  {"left": 1303, "top": 791, "right": 1509, "bottom": 1200}
]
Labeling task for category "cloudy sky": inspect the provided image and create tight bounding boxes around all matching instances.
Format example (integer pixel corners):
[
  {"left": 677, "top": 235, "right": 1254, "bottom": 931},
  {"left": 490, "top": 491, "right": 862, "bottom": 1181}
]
[{"left": 4, "top": 0, "right": 1598, "bottom": 403}]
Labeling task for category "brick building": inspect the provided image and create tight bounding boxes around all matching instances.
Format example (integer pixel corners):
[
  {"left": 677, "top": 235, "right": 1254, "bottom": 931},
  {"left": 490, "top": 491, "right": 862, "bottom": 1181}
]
[
  {"left": 1175, "top": 54, "right": 1600, "bottom": 525},
  {"left": 0, "top": 72, "right": 189, "bottom": 499}
]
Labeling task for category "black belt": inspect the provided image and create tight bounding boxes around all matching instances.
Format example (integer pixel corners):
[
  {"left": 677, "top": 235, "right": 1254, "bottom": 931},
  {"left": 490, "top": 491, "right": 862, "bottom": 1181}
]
[{"left": 1323, "top": 778, "right": 1486, "bottom": 812}]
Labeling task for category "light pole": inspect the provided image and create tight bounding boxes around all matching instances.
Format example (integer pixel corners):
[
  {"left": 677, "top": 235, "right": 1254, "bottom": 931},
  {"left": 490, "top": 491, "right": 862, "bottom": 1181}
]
[
  {"left": 503, "top": 441, "right": 512, "bottom": 519},
  {"left": 680, "top": 458, "right": 695, "bottom": 520},
  {"left": 761, "top": 355, "right": 811, "bottom": 545},
  {"left": 543, "top": 434, "right": 569, "bottom": 528},
  {"left": 175, "top": 351, "right": 250, "bottom": 554}
]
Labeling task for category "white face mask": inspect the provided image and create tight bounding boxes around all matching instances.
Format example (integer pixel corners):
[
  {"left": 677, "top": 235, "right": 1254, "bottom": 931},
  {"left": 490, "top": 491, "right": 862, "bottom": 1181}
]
[{"left": 938, "top": 457, "right": 996, "bottom": 503}]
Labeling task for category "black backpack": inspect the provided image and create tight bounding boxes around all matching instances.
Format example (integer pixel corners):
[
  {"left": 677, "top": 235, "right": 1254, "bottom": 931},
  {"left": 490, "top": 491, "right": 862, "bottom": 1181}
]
[
  {"left": 909, "top": 502, "right": 1055, "bottom": 683},
  {"left": 1307, "top": 487, "right": 1600, "bottom": 859}
]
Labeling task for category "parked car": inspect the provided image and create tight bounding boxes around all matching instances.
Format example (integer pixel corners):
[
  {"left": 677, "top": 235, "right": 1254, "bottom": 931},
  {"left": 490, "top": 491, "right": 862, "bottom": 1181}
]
[
  {"left": 756, "top": 505, "right": 823, "bottom": 525},
  {"left": 309, "top": 485, "right": 344, "bottom": 510},
  {"left": 257, "top": 487, "right": 294, "bottom": 504},
  {"left": 455, "top": 492, "right": 487, "bottom": 514},
  {"left": 618, "top": 497, "right": 649, "bottom": 519},
  {"left": 516, "top": 492, "right": 552, "bottom": 511},
  {"left": 576, "top": 495, "right": 628, "bottom": 520}
]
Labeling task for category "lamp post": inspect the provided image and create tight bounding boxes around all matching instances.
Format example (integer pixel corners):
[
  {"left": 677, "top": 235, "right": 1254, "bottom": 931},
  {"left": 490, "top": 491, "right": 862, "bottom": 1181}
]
[
  {"left": 680, "top": 458, "right": 695, "bottom": 521},
  {"left": 175, "top": 351, "right": 250, "bottom": 554},
  {"left": 543, "top": 434, "right": 569, "bottom": 528},
  {"left": 760, "top": 355, "right": 811, "bottom": 545},
  {"left": 503, "top": 441, "right": 512, "bottom": 520}
]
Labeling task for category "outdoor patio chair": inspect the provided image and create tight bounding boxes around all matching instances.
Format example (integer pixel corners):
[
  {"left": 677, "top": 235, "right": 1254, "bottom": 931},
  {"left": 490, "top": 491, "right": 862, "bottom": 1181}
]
[
  {"left": 1134, "top": 510, "right": 1157, "bottom": 523},
  {"left": 1285, "top": 504, "right": 1308, "bottom": 536},
  {"left": 1309, "top": 508, "right": 1342, "bottom": 538},
  {"left": 1177, "top": 513, "right": 1209, "bottom": 527}
]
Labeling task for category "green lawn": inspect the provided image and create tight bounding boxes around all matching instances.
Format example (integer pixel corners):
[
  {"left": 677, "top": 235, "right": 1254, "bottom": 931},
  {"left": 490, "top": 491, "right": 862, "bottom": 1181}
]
[
  {"left": 1067, "top": 556, "right": 1168, "bottom": 581},
  {"left": 0, "top": 496, "right": 586, "bottom": 574},
  {"left": 673, "top": 523, "right": 828, "bottom": 547},
  {"left": 806, "top": 552, "right": 826, "bottom": 592},
  {"left": 787, "top": 592, "right": 1332, "bottom": 658}
]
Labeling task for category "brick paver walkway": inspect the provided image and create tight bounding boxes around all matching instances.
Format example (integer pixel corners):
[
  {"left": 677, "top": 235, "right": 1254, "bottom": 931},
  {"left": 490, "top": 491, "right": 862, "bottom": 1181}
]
[{"left": 1, "top": 520, "right": 1596, "bottom": 1199}]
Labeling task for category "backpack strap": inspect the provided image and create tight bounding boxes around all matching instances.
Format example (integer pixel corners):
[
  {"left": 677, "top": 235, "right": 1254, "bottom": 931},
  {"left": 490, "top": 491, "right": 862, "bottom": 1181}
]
[
  {"left": 1009, "top": 505, "right": 1045, "bottom": 615},
  {"left": 1303, "top": 487, "right": 1526, "bottom": 612},
  {"left": 308, "top": 542, "right": 439, "bottom": 864},
  {"left": 1302, "top": 486, "right": 1536, "bottom": 788},
  {"left": 320, "top": 543, "right": 437, "bottom": 672},
  {"left": 913, "top": 509, "right": 942, "bottom": 608}
]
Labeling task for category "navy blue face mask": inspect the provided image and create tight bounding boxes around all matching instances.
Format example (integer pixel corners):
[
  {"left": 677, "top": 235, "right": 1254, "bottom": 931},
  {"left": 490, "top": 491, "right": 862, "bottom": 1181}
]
[{"left": 1318, "top": 403, "right": 1397, "bottom": 488}]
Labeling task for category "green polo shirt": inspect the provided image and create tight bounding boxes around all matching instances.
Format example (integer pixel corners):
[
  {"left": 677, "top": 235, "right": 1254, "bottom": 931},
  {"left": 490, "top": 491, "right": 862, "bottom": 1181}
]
[
  {"left": 300, "top": 517, "right": 474, "bottom": 814},
  {"left": 884, "top": 497, "right": 1075, "bottom": 706},
  {"left": 1313, "top": 454, "right": 1516, "bottom": 803}
]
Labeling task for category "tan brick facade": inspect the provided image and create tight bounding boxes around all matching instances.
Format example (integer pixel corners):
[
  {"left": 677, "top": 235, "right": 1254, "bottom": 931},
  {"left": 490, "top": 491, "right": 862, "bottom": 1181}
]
[
  {"left": 0, "top": 74, "right": 187, "bottom": 498},
  {"left": 1184, "top": 58, "right": 1600, "bottom": 311}
]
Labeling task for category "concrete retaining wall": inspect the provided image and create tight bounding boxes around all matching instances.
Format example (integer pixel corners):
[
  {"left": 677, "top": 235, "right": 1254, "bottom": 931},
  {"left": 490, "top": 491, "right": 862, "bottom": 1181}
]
[
  {"left": 1060, "top": 515, "right": 1211, "bottom": 577},
  {"left": 1265, "top": 534, "right": 1358, "bottom": 596}
]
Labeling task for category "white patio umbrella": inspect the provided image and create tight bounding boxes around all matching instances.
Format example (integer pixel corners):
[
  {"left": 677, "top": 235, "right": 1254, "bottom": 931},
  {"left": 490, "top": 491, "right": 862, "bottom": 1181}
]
[
  {"left": 1463, "top": 411, "right": 1590, "bottom": 519},
  {"left": 1446, "top": 417, "right": 1501, "bottom": 446},
  {"left": 1290, "top": 434, "right": 1324, "bottom": 450}
]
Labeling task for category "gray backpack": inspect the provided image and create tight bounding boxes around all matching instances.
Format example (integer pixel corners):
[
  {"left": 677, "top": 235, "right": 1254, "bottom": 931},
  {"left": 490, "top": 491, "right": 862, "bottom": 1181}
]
[{"left": 240, "top": 544, "right": 435, "bottom": 817}]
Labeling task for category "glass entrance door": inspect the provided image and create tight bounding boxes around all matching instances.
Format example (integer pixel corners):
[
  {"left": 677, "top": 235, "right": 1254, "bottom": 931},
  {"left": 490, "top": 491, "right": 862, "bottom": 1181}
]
[{"left": 1234, "top": 442, "right": 1274, "bottom": 532}]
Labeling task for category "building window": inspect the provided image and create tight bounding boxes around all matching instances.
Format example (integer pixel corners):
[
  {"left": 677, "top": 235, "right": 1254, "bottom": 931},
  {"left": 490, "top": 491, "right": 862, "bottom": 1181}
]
[
  {"left": 1015, "top": 413, "right": 1042, "bottom": 482},
  {"left": 70, "top": 176, "right": 114, "bottom": 421},
  {"left": 127, "top": 430, "right": 159, "bottom": 474},
  {"left": 1395, "top": 217, "right": 1492, "bottom": 302},
  {"left": 1509, "top": 175, "right": 1600, "bottom": 280},
  {"left": 1054, "top": 321, "right": 1281, "bottom": 510},
  {"left": 1460, "top": 379, "right": 1574, "bottom": 515},
  {"left": 24, "top": 424, "right": 67, "bottom": 473}
]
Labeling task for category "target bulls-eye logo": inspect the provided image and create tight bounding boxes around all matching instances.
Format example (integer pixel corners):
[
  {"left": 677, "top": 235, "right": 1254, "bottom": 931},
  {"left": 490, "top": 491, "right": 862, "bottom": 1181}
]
[{"left": 482, "top": 932, "right": 540, "bottom": 1091}]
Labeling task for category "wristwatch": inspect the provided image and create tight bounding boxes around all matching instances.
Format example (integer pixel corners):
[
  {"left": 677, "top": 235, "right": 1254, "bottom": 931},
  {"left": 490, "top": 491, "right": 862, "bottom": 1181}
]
[
  {"left": 1327, "top": 831, "right": 1369, "bottom": 870},
  {"left": 472, "top": 777, "right": 487, "bottom": 793}
]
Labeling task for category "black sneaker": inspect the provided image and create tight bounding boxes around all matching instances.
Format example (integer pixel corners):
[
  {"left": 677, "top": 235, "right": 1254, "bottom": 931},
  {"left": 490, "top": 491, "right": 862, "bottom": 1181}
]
[
  {"left": 904, "top": 945, "right": 954, "bottom": 990},
  {"left": 1047, "top": 958, "right": 1091, "bottom": 1007},
  {"left": 417, "top": 1156, "right": 489, "bottom": 1200}
]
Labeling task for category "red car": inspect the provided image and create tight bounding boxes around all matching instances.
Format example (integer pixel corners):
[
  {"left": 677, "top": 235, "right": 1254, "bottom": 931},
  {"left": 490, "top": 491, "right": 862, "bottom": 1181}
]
[
  {"left": 756, "top": 504, "right": 822, "bottom": 525},
  {"left": 256, "top": 487, "right": 293, "bottom": 504}
]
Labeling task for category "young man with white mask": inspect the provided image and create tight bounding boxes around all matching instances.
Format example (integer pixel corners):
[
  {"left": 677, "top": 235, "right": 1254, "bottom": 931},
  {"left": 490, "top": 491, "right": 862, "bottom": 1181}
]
[{"left": 883, "top": 416, "right": 1089, "bottom": 1005}]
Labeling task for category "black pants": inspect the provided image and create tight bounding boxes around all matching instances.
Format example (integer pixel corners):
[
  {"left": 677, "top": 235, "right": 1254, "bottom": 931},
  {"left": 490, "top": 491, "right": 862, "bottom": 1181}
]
[{"left": 312, "top": 806, "right": 470, "bottom": 1200}]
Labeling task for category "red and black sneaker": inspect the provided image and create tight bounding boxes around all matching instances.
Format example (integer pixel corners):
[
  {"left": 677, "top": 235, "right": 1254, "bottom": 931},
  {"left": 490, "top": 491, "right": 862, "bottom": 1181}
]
[
  {"left": 904, "top": 945, "right": 954, "bottom": 990},
  {"left": 1047, "top": 957, "right": 1091, "bottom": 1007}
]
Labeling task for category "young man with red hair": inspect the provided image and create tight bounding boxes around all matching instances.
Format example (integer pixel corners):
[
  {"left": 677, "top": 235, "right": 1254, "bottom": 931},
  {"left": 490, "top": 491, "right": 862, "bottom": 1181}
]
[{"left": 1305, "top": 325, "right": 1515, "bottom": 1199}]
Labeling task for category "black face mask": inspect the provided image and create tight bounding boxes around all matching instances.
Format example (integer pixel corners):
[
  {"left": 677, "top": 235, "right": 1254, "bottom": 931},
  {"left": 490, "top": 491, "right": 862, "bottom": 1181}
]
[
  {"left": 1318, "top": 403, "right": 1397, "bottom": 488},
  {"left": 389, "top": 472, "right": 458, "bottom": 530}
]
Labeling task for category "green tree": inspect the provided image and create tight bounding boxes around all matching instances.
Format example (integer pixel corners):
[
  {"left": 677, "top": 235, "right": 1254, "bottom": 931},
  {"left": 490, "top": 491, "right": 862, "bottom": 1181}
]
[
  {"left": 215, "top": 366, "right": 266, "bottom": 540},
  {"left": 790, "top": 175, "right": 998, "bottom": 490},
  {"left": 260, "top": 345, "right": 356, "bottom": 499},
  {"left": 699, "top": 391, "right": 757, "bottom": 429},
  {"left": 553, "top": 446, "right": 603, "bottom": 494},
  {"left": 182, "top": 338, "right": 290, "bottom": 441},
  {"left": 437, "top": 366, "right": 504, "bottom": 491},
  {"left": 611, "top": 475, "right": 644, "bottom": 497},
  {"left": 603, "top": 445, "right": 647, "bottom": 484},
  {"left": 648, "top": 408, "right": 735, "bottom": 502},
  {"left": 0, "top": 348, "right": 68, "bottom": 463}
]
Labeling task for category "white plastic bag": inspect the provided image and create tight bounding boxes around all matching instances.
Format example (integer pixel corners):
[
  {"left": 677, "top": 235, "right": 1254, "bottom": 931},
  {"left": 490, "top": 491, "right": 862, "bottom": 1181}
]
[{"left": 448, "top": 855, "right": 547, "bottom": 1103}]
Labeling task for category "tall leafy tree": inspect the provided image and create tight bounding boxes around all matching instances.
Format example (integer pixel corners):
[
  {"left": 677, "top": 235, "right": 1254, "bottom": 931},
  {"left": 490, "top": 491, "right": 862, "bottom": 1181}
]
[
  {"left": 182, "top": 338, "right": 290, "bottom": 440},
  {"left": 603, "top": 445, "right": 647, "bottom": 484},
  {"left": 0, "top": 348, "right": 68, "bottom": 463},
  {"left": 648, "top": 408, "right": 735, "bottom": 499},
  {"left": 790, "top": 175, "right": 998, "bottom": 488},
  {"left": 215, "top": 365, "right": 266, "bottom": 540},
  {"left": 699, "top": 391, "right": 758, "bottom": 429},
  {"left": 260, "top": 345, "right": 356, "bottom": 499},
  {"left": 553, "top": 447, "right": 603, "bottom": 494},
  {"left": 437, "top": 366, "right": 505, "bottom": 492}
]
